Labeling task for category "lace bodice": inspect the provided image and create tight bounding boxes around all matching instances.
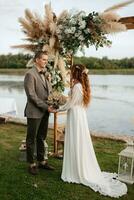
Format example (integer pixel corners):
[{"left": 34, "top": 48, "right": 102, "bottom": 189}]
[{"left": 59, "top": 83, "right": 83, "bottom": 111}]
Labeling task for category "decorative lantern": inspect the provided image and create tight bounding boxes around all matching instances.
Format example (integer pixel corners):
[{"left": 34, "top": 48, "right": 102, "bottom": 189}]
[{"left": 118, "top": 140, "right": 134, "bottom": 184}]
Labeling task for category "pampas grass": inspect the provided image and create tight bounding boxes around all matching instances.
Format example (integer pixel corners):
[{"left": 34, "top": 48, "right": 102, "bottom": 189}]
[
  {"left": 100, "top": 0, "right": 134, "bottom": 34},
  {"left": 49, "top": 22, "right": 57, "bottom": 35},
  {"left": 57, "top": 10, "right": 69, "bottom": 24},
  {"left": 58, "top": 57, "right": 67, "bottom": 81},
  {"left": 99, "top": 11, "right": 127, "bottom": 33},
  {"left": 104, "top": 0, "right": 134, "bottom": 12},
  {"left": 102, "top": 21, "right": 127, "bottom": 33},
  {"left": 99, "top": 0, "right": 134, "bottom": 33},
  {"left": 25, "top": 9, "right": 35, "bottom": 22},
  {"left": 11, "top": 44, "right": 37, "bottom": 52},
  {"left": 44, "top": 3, "right": 54, "bottom": 24},
  {"left": 49, "top": 37, "right": 56, "bottom": 49},
  {"left": 100, "top": 12, "right": 120, "bottom": 22},
  {"left": 13, "top": 4, "right": 57, "bottom": 54},
  {"left": 12, "top": 1, "right": 134, "bottom": 90},
  {"left": 18, "top": 18, "right": 32, "bottom": 34},
  {"left": 19, "top": 10, "right": 44, "bottom": 39},
  {"left": 14, "top": 1, "right": 134, "bottom": 52},
  {"left": 26, "top": 58, "right": 34, "bottom": 68},
  {"left": 54, "top": 51, "right": 59, "bottom": 69},
  {"left": 13, "top": 1, "right": 134, "bottom": 65}
]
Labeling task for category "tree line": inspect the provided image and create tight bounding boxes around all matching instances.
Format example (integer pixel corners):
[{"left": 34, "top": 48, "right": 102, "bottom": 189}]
[{"left": 0, "top": 53, "right": 134, "bottom": 69}]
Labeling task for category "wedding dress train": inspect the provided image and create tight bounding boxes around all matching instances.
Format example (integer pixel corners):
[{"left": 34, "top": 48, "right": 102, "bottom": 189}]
[{"left": 59, "top": 83, "right": 127, "bottom": 198}]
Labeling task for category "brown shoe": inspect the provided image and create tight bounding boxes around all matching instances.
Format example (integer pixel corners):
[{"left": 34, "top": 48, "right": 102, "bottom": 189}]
[
  {"left": 28, "top": 165, "right": 38, "bottom": 175},
  {"left": 38, "top": 162, "right": 55, "bottom": 170}
]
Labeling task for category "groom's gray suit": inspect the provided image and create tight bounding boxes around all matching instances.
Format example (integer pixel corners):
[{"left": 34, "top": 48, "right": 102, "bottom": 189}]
[{"left": 24, "top": 65, "right": 52, "bottom": 163}]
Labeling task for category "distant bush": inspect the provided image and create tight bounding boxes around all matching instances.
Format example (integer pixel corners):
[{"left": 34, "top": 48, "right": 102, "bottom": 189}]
[
  {"left": 0, "top": 53, "right": 31, "bottom": 69},
  {"left": 0, "top": 53, "right": 134, "bottom": 69},
  {"left": 74, "top": 56, "right": 134, "bottom": 69}
]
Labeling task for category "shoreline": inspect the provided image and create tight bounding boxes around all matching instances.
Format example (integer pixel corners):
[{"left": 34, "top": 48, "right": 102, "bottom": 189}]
[
  {"left": 4, "top": 116, "right": 134, "bottom": 143},
  {"left": 1, "top": 68, "right": 134, "bottom": 75}
]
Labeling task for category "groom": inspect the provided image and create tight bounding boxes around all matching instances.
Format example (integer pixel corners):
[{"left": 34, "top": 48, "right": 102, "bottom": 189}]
[{"left": 24, "top": 50, "right": 55, "bottom": 175}]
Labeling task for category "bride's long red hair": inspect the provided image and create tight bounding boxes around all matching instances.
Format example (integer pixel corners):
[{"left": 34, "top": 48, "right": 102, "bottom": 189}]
[{"left": 71, "top": 64, "right": 91, "bottom": 107}]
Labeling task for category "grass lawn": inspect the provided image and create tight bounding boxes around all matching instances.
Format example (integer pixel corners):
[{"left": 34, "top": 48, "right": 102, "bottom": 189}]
[{"left": 0, "top": 123, "right": 133, "bottom": 200}]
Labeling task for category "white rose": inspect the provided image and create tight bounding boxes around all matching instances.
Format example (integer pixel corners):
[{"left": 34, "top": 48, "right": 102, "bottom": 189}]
[
  {"left": 75, "top": 33, "right": 79, "bottom": 37},
  {"left": 58, "top": 25, "right": 63, "bottom": 30},
  {"left": 79, "top": 21, "right": 86, "bottom": 29},
  {"left": 70, "top": 27, "right": 76, "bottom": 34},
  {"left": 64, "top": 29, "right": 68, "bottom": 34},
  {"left": 78, "top": 35, "right": 85, "bottom": 41},
  {"left": 56, "top": 29, "right": 61, "bottom": 34},
  {"left": 84, "top": 29, "right": 89, "bottom": 34},
  {"left": 78, "top": 30, "right": 82, "bottom": 35},
  {"left": 78, "top": 17, "right": 82, "bottom": 23},
  {"left": 80, "top": 24, "right": 86, "bottom": 29}
]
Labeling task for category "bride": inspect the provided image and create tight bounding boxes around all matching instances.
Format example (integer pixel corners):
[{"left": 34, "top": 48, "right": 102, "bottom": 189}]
[{"left": 57, "top": 64, "right": 127, "bottom": 198}]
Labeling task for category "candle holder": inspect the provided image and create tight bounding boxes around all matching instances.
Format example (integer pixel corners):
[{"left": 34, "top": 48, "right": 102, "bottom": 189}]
[{"left": 118, "top": 140, "right": 134, "bottom": 184}]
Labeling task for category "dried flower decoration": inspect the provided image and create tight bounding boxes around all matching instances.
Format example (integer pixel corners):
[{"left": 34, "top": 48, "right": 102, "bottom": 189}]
[
  {"left": 75, "top": 65, "right": 81, "bottom": 69},
  {"left": 12, "top": 1, "right": 134, "bottom": 92},
  {"left": 47, "top": 91, "right": 67, "bottom": 109},
  {"left": 82, "top": 68, "right": 89, "bottom": 74},
  {"left": 75, "top": 66, "right": 88, "bottom": 74}
]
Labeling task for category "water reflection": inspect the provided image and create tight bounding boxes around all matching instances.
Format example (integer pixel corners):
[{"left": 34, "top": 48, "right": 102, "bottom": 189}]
[
  {"left": 0, "top": 81, "right": 24, "bottom": 92},
  {"left": 0, "top": 74, "right": 134, "bottom": 136}
]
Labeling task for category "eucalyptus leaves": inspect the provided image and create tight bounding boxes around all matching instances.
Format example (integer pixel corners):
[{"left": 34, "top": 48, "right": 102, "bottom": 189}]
[
  {"left": 46, "top": 62, "right": 65, "bottom": 92},
  {"left": 57, "top": 11, "right": 111, "bottom": 56}
]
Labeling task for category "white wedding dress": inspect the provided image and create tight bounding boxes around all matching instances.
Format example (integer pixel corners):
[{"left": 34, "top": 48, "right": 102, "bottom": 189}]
[{"left": 59, "top": 83, "right": 127, "bottom": 198}]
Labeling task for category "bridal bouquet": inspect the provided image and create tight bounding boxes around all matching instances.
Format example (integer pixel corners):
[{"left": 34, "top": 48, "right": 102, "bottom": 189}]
[{"left": 47, "top": 91, "right": 67, "bottom": 109}]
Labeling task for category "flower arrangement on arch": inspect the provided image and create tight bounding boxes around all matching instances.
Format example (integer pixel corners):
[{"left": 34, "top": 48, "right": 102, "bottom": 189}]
[
  {"left": 56, "top": 11, "right": 112, "bottom": 56},
  {"left": 46, "top": 61, "right": 65, "bottom": 92},
  {"left": 12, "top": 1, "right": 134, "bottom": 92}
]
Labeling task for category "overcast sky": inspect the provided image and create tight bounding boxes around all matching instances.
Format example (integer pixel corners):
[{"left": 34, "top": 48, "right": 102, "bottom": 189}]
[{"left": 0, "top": 0, "right": 134, "bottom": 58}]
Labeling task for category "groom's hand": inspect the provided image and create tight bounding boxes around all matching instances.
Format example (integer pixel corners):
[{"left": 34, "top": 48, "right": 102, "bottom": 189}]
[{"left": 48, "top": 106, "right": 57, "bottom": 113}]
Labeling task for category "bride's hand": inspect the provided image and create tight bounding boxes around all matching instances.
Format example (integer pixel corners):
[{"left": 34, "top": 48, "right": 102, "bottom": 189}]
[{"left": 48, "top": 106, "right": 57, "bottom": 113}]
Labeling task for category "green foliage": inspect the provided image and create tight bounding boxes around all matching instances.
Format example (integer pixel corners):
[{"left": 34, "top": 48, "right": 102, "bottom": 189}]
[
  {"left": 46, "top": 63, "right": 65, "bottom": 92},
  {"left": 0, "top": 53, "right": 31, "bottom": 69},
  {"left": 74, "top": 56, "right": 134, "bottom": 69},
  {"left": 58, "top": 11, "right": 111, "bottom": 55},
  {"left": 0, "top": 54, "right": 134, "bottom": 70}
]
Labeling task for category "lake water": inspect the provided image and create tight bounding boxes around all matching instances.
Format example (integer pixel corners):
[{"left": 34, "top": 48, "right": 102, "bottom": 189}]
[{"left": 0, "top": 74, "right": 134, "bottom": 136}]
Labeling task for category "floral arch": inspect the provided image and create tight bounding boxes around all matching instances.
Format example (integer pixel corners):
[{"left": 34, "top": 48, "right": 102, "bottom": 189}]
[{"left": 13, "top": 0, "right": 134, "bottom": 92}]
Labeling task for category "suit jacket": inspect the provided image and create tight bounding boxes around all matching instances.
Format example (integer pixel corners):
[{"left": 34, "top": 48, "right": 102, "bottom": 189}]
[{"left": 24, "top": 65, "right": 52, "bottom": 118}]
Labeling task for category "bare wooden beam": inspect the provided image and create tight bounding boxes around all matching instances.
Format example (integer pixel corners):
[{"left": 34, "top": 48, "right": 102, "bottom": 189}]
[
  {"left": 118, "top": 16, "right": 134, "bottom": 30},
  {"left": 119, "top": 16, "right": 134, "bottom": 23},
  {"left": 125, "top": 23, "right": 134, "bottom": 29},
  {"left": 54, "top": 112, "right": 58, "bottom": 154}
]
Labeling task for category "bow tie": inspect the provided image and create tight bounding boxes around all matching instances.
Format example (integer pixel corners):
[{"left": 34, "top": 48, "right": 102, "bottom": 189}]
[{"left": 39, "top": 71, "right": 46, "bottom": 75}]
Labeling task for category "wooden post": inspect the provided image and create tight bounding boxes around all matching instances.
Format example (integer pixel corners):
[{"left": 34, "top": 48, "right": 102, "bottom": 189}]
[
  {"left": 54, "top": 112, "right": 58, "bottom": 154},
  {"left": 53, "top": 54, "right": 73, "bottom": 155},
  {"left": 70, "top": 54, "right": 73, "bottom": 88},
  {"left": 119, "top": 16, "right": 134, "bottom": 30}
]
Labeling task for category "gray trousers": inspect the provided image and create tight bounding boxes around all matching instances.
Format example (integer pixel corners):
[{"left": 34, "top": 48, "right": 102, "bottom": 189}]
[{"left": 26, "top": 112, "right": 49, "bottom": 163}]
